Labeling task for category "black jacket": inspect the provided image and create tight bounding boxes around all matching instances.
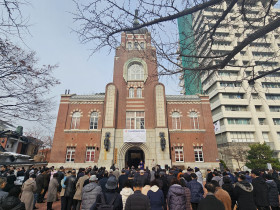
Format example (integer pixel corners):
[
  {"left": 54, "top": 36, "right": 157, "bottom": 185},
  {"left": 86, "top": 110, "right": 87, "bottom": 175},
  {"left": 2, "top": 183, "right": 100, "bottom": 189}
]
[
  {"left": 35, "top": 174, "right": 44, "bottom": 194},
  {"left": 266, "top": 180, "right": 279, "bottom": 207},
  {"left": 118, "top": 174, "right": 128, "bottom": 191},
  {"left": 197, "top": 194, "right": 225, "bottom": 210},
  {"left": 233, "top": 181, "right": 256, "bottom": 210},
  {"left": 252, "top": 176, "right": 269, "bottom": 207},
  {"left": 91, "top": 190, "right": 122, "bottom": 210},
  {"left": 0, "top": 196, "right": 25, "bottom": 210},
  {"left": 125, "top": 190, "right": 151, "bottom": 210},
  {"left": 64, "top": 175, "right": 76, "bottom": 197}
]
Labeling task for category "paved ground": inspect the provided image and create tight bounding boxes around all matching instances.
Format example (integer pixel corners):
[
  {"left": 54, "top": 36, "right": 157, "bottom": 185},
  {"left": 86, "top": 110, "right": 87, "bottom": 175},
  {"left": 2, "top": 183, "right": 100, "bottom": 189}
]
[{"left": 36, "top": 199, "right": 61, "bottom": 210}]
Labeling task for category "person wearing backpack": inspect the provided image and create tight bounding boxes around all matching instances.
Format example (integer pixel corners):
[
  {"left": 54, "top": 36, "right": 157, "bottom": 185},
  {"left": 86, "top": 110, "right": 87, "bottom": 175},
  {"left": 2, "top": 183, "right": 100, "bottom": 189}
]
[{"left": 91, "top": 176, "right": 122, "bottom": 210}]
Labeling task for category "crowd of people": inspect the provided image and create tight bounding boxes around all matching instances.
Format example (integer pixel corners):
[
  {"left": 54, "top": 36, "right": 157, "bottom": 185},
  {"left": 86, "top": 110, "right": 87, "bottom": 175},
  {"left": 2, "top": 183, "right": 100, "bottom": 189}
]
[{"left": 0, "top": 164, "right": 279, "bottom": 210}]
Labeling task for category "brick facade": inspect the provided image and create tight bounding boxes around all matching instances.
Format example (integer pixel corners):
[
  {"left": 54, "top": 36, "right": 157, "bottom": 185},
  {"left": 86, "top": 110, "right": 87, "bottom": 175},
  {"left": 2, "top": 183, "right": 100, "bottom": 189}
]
[{"left": 49, "top": 29, "right": 219, "bottom": 170}]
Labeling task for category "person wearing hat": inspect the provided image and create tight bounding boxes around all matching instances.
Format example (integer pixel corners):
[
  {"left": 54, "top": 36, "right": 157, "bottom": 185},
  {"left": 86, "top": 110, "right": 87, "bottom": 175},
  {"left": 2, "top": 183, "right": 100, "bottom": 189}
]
[
  {"left": 91, "top": 176, "right": 123, "bottom": 210},
  {"left": 81, "top": 175, "right": 101, "bottom": 210}
]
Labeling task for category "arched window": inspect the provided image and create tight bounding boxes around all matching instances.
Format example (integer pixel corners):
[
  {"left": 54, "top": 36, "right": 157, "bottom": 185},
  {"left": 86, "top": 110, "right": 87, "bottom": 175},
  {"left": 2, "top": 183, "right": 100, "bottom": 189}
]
[
  {"left": 140, "top": 42, "right": 145, "bottom": 49},
  {"left": 71, "top": 112, "right": 80, "bottom": 129},
  {"left": 136, "top": 88, "right": 142, "bottom": 98},
  {"left": 127, "top": 42, "right": 132, "bottom": 49},
  {"left": 134, "top": 42, "right": 139, "bottom": 49},
  {"left": 89, "top": 112, "right": 98, "bottom": 129},
  {"left": 172, "top": 112, "right": 181, "bottom": 129},
  {"left": 129, "top": 88, "right": 134, "bottom": 98},
  {"left": 189, "top": 111, "right": 199, "bottom": 129},
  {"left": 128, "top": 63, "right": 144, "bottom": 80}
]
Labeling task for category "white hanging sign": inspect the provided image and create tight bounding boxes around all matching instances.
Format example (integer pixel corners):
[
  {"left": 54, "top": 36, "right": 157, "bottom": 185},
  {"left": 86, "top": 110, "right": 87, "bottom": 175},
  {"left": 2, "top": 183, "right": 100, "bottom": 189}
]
[{"left": 123, "top": 129, "right": 146, "bottom": 143}]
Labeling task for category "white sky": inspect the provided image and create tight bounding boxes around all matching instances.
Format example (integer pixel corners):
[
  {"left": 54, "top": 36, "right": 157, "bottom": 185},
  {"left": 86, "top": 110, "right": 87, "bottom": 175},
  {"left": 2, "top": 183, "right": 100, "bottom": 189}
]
[{"left": 15, "top": 0, "right": 180, "bottom": 134}]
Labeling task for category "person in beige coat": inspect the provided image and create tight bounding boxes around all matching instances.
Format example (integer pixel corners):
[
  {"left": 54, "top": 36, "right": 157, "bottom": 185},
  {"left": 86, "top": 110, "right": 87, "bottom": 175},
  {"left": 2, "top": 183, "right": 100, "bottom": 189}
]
[
  {"left": 47, "top": 173, "right": 59, "bottom": 210},
  {"left": 21, "top": 174, "right": 37, "bottom": 210},
  {"left": 73, "top": 170, "right": 90, "bottom": 210}
]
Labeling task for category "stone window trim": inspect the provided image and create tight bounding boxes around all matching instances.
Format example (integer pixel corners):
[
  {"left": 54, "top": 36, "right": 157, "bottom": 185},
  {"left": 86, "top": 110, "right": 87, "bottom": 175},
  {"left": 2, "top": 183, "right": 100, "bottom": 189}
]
[
  {"left": 85, "top": 146, "right": 96, "bottom": 162},
  {"left": 188, "top": 110, "right": 200, "bottom": 129},
  {"left": 89, "top": 112, "right": 99, "bottom": 130},
  {"left": 129, "top": 87, "right": 134, "bottom": 98},
  {"left": 174, "top": 146, "right": 184, "bottom": 162},
  {"left": 71, "top": 111, "right": 81, "bottom": 130},
  {"left": 193, "top": 146, "right": 204, "bottom": 162},
  {"left": 87, "top": 109, "right": 101, "bottom": 117},
  {"left": 69, "top": 109, "right": 83, "bottom": 117},
  {"left": 66, "top": 146, "right": 76, "bottom": 163},
  {"left": 171, "top": 111, "right": 181, "bottom": 130},
  {"left": 123, "top": 58, "right": 148, "bottom": 82}
]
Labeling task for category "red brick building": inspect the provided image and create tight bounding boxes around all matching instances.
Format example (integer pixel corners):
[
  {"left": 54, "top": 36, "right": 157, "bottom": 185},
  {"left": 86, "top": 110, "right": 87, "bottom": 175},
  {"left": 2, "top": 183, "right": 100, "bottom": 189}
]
[{"left": 49, "top": 27, "right": 219, "bottom": 170}]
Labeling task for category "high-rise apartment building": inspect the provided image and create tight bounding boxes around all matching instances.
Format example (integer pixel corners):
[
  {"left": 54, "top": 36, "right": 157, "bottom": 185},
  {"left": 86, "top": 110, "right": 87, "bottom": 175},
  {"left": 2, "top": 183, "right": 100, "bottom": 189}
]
[{"left": 179, "top": 1, "right": 280, "bottom": 169}]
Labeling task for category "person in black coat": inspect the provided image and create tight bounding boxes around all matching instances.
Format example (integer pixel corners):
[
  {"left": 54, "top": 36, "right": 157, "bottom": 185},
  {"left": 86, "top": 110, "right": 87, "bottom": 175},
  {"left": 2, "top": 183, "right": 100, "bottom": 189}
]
[
  {"left": 35, "top": 169, "right": 45, "bottom": 203},
  {"left": 125, "top": 180, "right": 150, "bottom": 210},
  {"left": 198, "top": 182, "right": 225, "bottom": 210},
  {"left": 118, "top": 169, "right": 128, "bottom": 192},
  {"left": 233, "top": 174, "right": 256, "bottom": 210},
  {"left": 99, "top": 171, "right": 109, "bottom": 192},
  {"left": 222, "top": 176, "right": 236, "bottom": 209},
  {"left": 265, "top": 174, "right": 279, "bottom": 210},
  {"left": 251, "top": 169, "right": 269, "bottom": 209},
  {"left": 0, "top": 186, "right": 25, "bottom": 210},
  {"left": 91, "top": 176, "right": 123, "bottom": 210},
  {"left": 64, "top": 170, "right": 77, "bottom": 210}
]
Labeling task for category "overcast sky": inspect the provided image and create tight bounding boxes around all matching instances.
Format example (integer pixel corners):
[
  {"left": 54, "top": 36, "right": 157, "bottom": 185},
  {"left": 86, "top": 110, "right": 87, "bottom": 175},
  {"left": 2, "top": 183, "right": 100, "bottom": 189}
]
[{"left": 16, "top": 0, "right": 180, "bottom": 134}]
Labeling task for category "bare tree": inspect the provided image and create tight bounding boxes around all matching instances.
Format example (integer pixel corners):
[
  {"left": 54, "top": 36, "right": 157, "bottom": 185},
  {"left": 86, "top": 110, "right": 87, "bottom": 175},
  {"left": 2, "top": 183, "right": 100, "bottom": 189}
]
[
  {"left": 25, "top": 127, "right": 53, "bottom": 148},
  {"left": 219, "top": 143, "right": 250, "bottom": 170},
  {"left": 72, "top": 0, "right": 280, "bottom": 83},
  {"left": 0, "top": 1, "right": 59, "bottom": 124}
]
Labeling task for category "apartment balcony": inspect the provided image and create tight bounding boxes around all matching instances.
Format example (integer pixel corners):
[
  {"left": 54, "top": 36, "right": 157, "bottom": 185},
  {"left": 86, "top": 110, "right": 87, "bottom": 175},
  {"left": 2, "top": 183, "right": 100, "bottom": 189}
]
[
  {"left": 220, "top": 98, "right": 249, "bottom": 105},
  {"left": 255, "top": 112, "right": 266, "bottom": 118},
  {"left": 259, "top": 125, "right": 270, "bottom": 132},
  {"left": 224, "top": 124, "right": 256, "bottom": 132},
  {"left": 223, "top": 111, "right": 252, "bottom": 118},
  {"left": 270, "top": 112, "right": 280, "bottom": 118},
  {"left": 261, "top": 88, "right": 280, "bottom": 94},
  {"left": 266, "top": 100, "right": 280, "bottom": 106}
]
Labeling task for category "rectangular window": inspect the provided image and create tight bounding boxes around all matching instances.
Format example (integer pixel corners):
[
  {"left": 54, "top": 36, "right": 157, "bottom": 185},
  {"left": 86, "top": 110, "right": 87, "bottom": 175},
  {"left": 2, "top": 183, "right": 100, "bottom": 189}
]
[
  {"left": 270, "top": 106, "right": 280, "bottom": 112},
  {"left": 273, "top": 119, "right": 280, "bottom": 125},
  {"left": 223, "top": 93, "right": 244, "bottom": 99},
  {"left": 262, "top": 83, "right": 280, "bottom": 88},
  {"left": 86, "top": 147, "right": 95, "bottom": 162},
  {"left": 259, "top": 118, "right": 265, "bottom": 125},
  {"left": 66, "top": 147, "right": 75, "bottom": 162},
  {"left": 220, "top": 82, "right": 241, "bottom": 87},
  {"left": 227, "top": 118, "right": 251, "bottom": 125},
  {"left": 230, "top": 132, "right": 254, "bottom": 142},
  {"left": 262, "top": 132, "right": 269, "bottom": 142},
  {"left": 194, "top": 146, "right": 204, "bottom": 162},
  {"left": 175, "top": 146, "right": 184, "bottom": 162},
  {"left": 126, "top": 112, "right": 145, "bottom": 129},
  {"left": 266, "top": 94, "right": 280, "bottom": 100},
  {"left": 278, "top": 133, "right": 280, "bottom": 141},
  {"left": 225, "top": 105, "right": 247, "bottom": 111},
  {"left": 136, "top": 88, "right": 142, "bottom": 98},
  {"left": 172, "top": 117, "right": 181, "bottom": 130}
]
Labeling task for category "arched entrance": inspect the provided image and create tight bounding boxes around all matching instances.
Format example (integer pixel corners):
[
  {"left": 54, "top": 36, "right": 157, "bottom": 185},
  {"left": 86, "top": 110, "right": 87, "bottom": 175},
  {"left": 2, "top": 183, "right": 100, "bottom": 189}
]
[{"left": 125, "top": 147, "right": 145, "bottom": 168}]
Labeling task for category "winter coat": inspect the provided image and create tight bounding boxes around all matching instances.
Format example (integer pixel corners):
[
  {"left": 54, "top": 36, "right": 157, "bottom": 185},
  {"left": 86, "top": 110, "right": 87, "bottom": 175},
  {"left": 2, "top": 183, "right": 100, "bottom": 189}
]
[
  {"left": 0, "top": 189, "right": 8, "bottom": 205},
  {"left": 113, "top": 170, "right": 120, "bottom": 180},
  {"left": 124, "top": 190, "right": 150, "bottom": 210},
  {"left": 198, "top": 194, "right": 225, "bottom": 210},
  {"left": 266, "top": 180, "right": 279, "bottom": 207},
  {"left": 141, "top": 185, "right": 150, "bottom": 195},
  {"left": 222, "top": 182, "right": 236, "bottom": 208},
  {"left": 64, "top": 175, "right": 76, "bottom": 198},
  {"left": 233, "top": 181, "right": 256, "bottom": 210},
  {"left": 186, "top": 179, "right": 204, "bottom": 203},
  {"left": 118, "top": 175, "right": 128, "bottom": 191},
  {"left": 147, "top": 186, "right": 164, "bottom": 210},
  {"left": 99, "top": 177, "right": 108, "bottom": 192},
  {"left": 215, "top": 188, "right": 231, "bottom": 210},
  {"left": 184, "top": 187, "right": 192, "bottom": 210},
  {"left": 74, "top": 175, "right": 88, "bottom": 200},
  {"left": 47, "top": 177, "right": 59, "bottom": 202},
  {"left": 252, "top": 176, "right": 269, "bottom": 207},
  {"left": 21, "top": 178, "right": 37, "bottom": 210},
  {"left": 0, "top": 195, "right": 25, "bottom": 210},
  {"left": 35, "top": 174, "right": 44, "bottom": 194},
  {"left": 81, "top": 182, "right": 102, "bottom": 210},
  {"left": 91, "top": 190, "right": 123, "bottom": 210},
  {"left": 167, "top": 184, "right": 187, "bottom": 210},
  {"left": 120, "top": 187, "right": 134, "bottom": 210},
  {"left": 195, "top": 171, "right": 203, "bottom": 186}
]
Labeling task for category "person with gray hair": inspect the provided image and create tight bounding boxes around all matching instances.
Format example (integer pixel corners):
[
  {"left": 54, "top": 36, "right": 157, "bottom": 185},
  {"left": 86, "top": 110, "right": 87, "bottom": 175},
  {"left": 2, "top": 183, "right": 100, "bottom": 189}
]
[
  {"left": 0, "top": 177, "right": 8, "bottom": 205},
  {"left": 81, "top": 175, "right": 102, "bottom": 210}
]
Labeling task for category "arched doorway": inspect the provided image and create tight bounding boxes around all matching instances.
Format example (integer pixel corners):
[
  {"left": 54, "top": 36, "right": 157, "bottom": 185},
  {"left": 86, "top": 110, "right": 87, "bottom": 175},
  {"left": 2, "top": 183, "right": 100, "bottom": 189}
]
[{"left": 125, "top": 147, "right": 145, "bottom": 168}]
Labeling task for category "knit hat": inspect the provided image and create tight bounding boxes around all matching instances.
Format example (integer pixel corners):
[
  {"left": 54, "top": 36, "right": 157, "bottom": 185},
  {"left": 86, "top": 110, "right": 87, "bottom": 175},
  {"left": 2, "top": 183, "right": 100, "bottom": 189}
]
[
  {"left": 89, "top": 175, "right": 98, "bottom": 181},
  {"left": 105, "top": 176, "right": 118, "bottom": 189}
]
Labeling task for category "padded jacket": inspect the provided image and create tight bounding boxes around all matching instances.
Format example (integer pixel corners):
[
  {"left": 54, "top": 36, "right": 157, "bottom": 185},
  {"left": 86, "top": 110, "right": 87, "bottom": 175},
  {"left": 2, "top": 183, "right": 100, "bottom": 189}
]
[
  {"left": 266, "top": 180, "right": 279, "bottom": 207},
  {"left": 81, "top": 182, "right": 102, "bottom": 210},
  {"left": 186, "top": 179, "right": 204, "bottom": 203},
  {"left": 167, "top": 184, "right": 187, "bottom": 210}
]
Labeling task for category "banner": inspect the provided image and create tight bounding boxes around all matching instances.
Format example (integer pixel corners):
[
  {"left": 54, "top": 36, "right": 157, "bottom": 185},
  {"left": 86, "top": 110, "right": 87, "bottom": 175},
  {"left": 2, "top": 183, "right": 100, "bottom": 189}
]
[
  {"left": 213, "top": 120, "right": 220, "bottom": 134},
  {"left": 123, "top": 129, "right": 146, "bottom": 143}
]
